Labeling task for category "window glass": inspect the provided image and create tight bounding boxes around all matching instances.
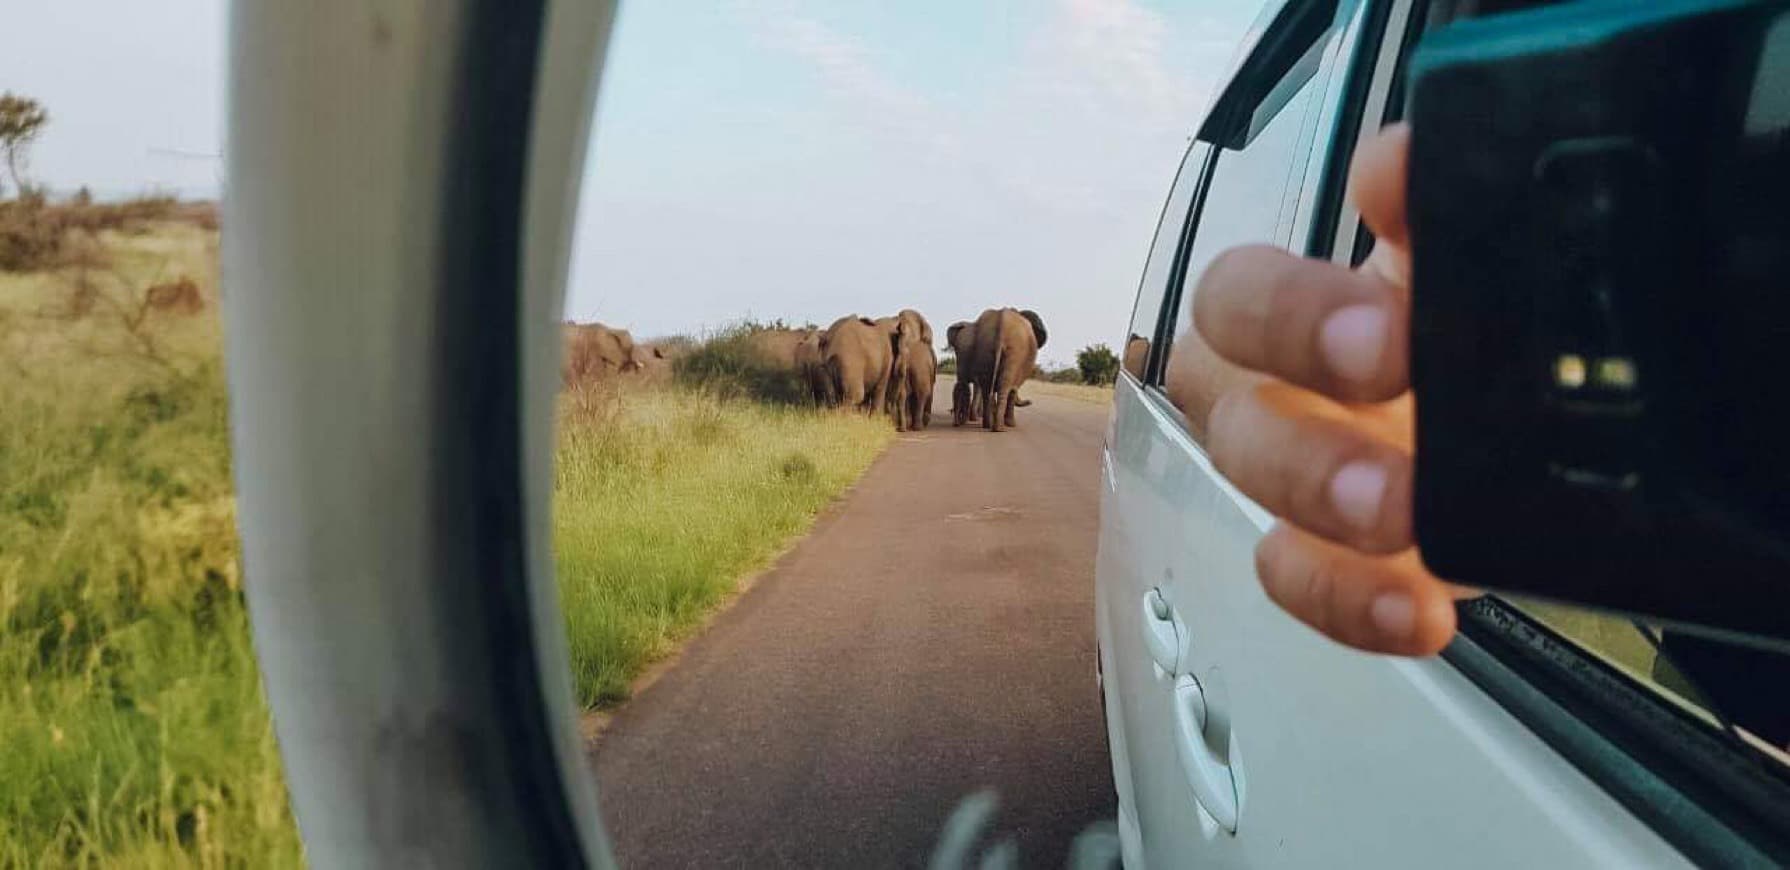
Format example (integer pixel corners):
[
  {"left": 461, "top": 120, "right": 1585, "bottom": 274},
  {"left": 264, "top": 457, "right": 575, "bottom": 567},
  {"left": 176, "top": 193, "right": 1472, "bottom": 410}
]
[
  {"left": 1178, "top": 78, "right": 1319, "bottom": 316},
  {"left": 1159, "top": 73, "right": 1322, "bottom": 431},
  {"left": 1124, "top": 144, "right": 1209, "bottom": 383}
]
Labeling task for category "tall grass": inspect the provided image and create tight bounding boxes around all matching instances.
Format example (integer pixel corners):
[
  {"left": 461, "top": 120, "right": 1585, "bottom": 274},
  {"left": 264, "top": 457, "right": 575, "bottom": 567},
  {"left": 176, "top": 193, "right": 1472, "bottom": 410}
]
[
  {"left": 553, "top": 384, "right": 891, "bottom": 707},
  {"left": 2, "top": 224, "right": 894, "bottom": 862},
  {"left": 0, "top": 224, "right": 303, "bottom": 866}
]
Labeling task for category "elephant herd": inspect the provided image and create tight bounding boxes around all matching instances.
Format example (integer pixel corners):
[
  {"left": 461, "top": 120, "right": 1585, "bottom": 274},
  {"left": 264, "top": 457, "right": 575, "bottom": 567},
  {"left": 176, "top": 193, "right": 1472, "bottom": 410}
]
[
  {"left": 798, "top": 307, "right": 1048, "bottom": 433},
  {"left": 561, "top": 306, "right": 1048, "bottom": 433}
]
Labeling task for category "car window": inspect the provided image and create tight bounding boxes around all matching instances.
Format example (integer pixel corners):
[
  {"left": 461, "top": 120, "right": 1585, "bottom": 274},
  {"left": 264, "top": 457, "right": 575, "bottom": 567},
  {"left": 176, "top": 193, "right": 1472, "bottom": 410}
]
[
  {"left": 1123, "top": 144, "right": 1210, "bottom": 384},
  {"left": 1156, "top": 71, "right": 1323, "bottom": 432}
]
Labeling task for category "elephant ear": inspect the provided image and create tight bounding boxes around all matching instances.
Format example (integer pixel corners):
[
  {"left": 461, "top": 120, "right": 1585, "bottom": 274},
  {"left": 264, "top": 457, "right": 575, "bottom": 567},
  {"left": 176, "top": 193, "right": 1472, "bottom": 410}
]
[
  {"left": 1020, "top": 309, "right": 1047, "bottom": 349},
  {"left": 946, "top": 322, "right": 965, "bottom": 349}
]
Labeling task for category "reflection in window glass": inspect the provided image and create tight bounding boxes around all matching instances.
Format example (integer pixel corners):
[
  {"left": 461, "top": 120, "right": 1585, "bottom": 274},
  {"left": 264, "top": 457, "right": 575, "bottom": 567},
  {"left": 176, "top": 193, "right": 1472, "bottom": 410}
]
[
  {"left": 1159, "top": 73, "right": 1321, "bottom": 433},
  {"left": 1512, "top": 597, "right": 1790, "bottom": 759},
  {"left": 1124, "top": 144, "right": 1208, "bottom": 383},
  {"left": 1177, "top": 77, "right": 1319, "bottom": 321}
]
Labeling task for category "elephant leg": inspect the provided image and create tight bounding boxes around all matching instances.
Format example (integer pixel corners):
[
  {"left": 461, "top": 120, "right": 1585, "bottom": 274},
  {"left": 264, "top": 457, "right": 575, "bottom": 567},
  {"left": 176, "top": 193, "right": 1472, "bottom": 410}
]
[
  {"left": 952, "top": 382, "right": 968, "bottom": 426},
  {"left": 840, "top": 372, "right": 864, "bottom": 414},
  {"left": 893, "top": 375, "right": 909, "bottom": 431},
  {"left": 969, "top": 384, "right": 983, "bottom": 422},
  {"left": 982, "top": 381, "right": 997, "bottom": 431},
  {"left": 868, "top": 370, "right": 890, "bottom": 418},
  {"left": 1004, "top": 388, "right": 1018, "bottom": 428}
]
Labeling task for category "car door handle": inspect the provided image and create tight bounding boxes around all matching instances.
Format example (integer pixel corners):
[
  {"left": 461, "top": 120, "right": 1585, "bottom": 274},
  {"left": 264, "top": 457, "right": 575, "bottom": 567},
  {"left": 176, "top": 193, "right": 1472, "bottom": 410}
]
[
  {"left": 1173, "top": 675, "right": 1240, "bottom": 833},
  {"left": 1142, "top": 588, "right": 1179, "bottom": 674}
]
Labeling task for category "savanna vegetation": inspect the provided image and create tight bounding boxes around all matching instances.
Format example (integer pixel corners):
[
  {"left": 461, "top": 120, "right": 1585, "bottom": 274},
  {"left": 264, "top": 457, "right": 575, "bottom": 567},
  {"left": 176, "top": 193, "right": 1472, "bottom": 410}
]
[
  {"left": 1, "top": 192, "right": 890, "bottom": 863},
  {"left": 0, "top": 216, "right": 299, "bottom": 867},
  {"left": 555, "top": 383, "right": 890, "bottom": 706}
]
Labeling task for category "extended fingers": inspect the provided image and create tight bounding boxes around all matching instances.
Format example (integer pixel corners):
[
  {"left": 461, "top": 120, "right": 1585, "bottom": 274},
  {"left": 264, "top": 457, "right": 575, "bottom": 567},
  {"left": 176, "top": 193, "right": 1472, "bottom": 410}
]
[
  {"left": 1256, "top": 525, "right": 1457, "bottom": 656},
  {"left": 1193, "top": 245, "right": 1408, "bottom": 403},
  {"left": 1209, "top": 381, "right": 1412, "bottom": 554}
]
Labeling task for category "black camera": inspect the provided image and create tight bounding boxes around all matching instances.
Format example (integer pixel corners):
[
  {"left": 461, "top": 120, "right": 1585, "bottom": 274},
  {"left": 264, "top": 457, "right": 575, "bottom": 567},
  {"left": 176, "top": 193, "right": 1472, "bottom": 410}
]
[{"left": 1409, "top": 0, "right": 1790, "bottom": 646}]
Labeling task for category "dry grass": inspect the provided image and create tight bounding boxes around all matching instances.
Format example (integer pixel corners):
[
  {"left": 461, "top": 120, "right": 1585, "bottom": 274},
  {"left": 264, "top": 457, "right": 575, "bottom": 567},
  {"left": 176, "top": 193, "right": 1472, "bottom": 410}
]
[
  {"left": 0, "top": 193, "right": 213, "bottom": 273},
  {"left": 1024, "top": 379, "right": 1114, "bottom": 405}
]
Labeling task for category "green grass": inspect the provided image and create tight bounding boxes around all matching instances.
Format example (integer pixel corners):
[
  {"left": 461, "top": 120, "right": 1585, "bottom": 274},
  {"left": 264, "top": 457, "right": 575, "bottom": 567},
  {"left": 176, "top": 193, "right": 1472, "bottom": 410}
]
[
  {"left": 553, "top": 385, "right": 892, "bottom": 707},
  {"left": 0, "top": 222, "right": 894, "bottom": 863},
  {"left": 0, "top": 224, "right": 303, "bottom": 867}
]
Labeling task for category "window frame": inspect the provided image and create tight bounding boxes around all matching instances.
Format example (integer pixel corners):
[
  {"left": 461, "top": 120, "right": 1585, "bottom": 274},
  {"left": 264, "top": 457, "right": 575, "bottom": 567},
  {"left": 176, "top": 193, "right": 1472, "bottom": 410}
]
[
  {"left": 1130, "top": 0, "right": 1350, "bottom": 397},
  {"left": 1121, "top": 142, "right": 1216, "bottom": 389}
]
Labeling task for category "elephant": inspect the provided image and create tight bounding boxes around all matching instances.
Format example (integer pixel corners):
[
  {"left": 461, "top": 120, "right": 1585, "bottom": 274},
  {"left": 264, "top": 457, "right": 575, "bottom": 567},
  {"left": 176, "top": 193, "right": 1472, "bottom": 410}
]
[
  {"left": 630, "top": 341, "right": 673, "bottom": 383},
  {"left": 562, "top": 321, "right": 647, "bottom": 384},
  {"left": 946, "top": 320, "right": 982, "bottom": 425},
  {"left": 1122, "top": 333, "right": 1150, "bottom": 381},
  {"left": 794, "top": 328, "right": 833, "bottom": 406},
  {"left": 746, "top": 327, "right": 806, "bottom": 370},
  {"left": 745, "top": 326, "right": 832, "bottom": 405},
  {"left": 886, "top": 309, "right": 935, "bottom": 431},
  {"left": 963, "top": 308, "right": 1047, "bottom": 432},
  {"left": 823, "top": 315, "right": 894, "bottom": 417}
]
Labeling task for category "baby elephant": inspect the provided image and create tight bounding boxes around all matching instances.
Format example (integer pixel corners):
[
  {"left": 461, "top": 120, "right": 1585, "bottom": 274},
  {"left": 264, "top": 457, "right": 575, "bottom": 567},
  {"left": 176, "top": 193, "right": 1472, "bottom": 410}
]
[{"left": 888, "top": 309, "right": 935, "bottom": 431}]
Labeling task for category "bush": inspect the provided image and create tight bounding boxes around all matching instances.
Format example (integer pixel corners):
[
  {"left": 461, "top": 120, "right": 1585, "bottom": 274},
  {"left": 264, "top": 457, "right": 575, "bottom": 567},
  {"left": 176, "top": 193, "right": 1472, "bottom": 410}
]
[
  {"left": 673, "top": 321, "right": 810, "bottom": 405},
  {"left": 0, "top": 193, "right": 195, "bottom": 272},
  {"left": 1076, "top": 343, "right": 1120, "bottom": 386}
]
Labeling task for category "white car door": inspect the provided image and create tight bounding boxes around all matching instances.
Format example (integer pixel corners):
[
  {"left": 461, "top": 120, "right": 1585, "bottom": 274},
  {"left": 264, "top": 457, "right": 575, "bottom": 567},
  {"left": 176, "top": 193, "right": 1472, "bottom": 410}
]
[{"left": 1100, "top": 0, "right": 1789, "bottom": 867}]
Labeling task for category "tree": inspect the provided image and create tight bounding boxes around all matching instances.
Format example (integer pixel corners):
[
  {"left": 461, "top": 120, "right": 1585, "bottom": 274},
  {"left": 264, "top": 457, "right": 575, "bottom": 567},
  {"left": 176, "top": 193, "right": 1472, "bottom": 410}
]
[
  {"left": 0, "top": 93, "right": 49, "bottom": 197},
  {"left": 1076, "top": 343, "right": 1119, "bottom": 386}
]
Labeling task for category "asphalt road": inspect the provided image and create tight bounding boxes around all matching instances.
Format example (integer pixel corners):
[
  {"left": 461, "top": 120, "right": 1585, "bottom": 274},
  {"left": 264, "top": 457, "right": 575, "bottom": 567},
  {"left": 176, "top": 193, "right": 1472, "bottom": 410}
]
[{"left": 589, "top": 385, "right": 1117, "bottom": 869}]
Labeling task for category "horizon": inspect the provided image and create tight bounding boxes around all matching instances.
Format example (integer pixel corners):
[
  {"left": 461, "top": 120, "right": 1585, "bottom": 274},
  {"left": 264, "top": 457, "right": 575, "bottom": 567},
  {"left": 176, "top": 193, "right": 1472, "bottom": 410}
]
[{"left": 4, "top": 0, "right": 1260, "bottom": 367}]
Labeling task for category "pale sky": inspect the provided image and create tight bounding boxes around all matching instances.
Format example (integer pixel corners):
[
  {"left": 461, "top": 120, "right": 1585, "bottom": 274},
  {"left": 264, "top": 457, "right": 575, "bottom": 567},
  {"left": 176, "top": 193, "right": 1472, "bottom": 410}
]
[{"left": 2, "top": 0, "right": 1261, "bottom": 365}]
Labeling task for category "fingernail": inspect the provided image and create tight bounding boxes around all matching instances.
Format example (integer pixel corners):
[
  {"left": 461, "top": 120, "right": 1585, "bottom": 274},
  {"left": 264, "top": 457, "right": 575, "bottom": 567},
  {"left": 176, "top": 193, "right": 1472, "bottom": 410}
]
[
  {"left": 1371, "top": 592, "right": 1416, "bottom": 640},
  {"left": 1329, "top": 461, "right": 1386, "bottom": 532},
  {"left": 1319, "top": 305, "right": 1387, "bottom": 383}
]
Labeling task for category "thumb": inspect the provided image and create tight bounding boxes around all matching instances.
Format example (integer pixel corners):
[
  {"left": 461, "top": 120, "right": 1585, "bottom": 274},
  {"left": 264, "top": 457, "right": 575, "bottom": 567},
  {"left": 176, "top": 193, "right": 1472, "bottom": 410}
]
[{"left": 1351, "top": 124, "right": 1411, "bottom": 253}]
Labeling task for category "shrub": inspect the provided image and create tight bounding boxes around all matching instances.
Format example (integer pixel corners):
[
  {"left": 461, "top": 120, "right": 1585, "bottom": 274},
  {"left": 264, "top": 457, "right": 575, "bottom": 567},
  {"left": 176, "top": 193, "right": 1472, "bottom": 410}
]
[
  {"left": 0, "top": 193, "right": 195, "bottom": 272},
  {"left": 673, "top": 322, "right": 810, "bottom": 405},
  {"left": 1076, "top": 343, "right": 1120, "bottom": 386}
]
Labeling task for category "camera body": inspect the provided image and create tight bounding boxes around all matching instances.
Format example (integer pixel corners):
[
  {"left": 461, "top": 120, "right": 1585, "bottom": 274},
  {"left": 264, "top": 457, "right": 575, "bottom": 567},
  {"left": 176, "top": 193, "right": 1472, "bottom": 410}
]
[{"left": 1409, "top": 0, "right": 1790, "bottom": 644}]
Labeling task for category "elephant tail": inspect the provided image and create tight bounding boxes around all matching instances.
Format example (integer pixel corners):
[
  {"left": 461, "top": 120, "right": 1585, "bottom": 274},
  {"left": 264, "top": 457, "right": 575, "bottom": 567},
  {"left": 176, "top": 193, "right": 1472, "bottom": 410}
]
[{"left": 988, "top": 316, "right": 1007, "bottom": 396}]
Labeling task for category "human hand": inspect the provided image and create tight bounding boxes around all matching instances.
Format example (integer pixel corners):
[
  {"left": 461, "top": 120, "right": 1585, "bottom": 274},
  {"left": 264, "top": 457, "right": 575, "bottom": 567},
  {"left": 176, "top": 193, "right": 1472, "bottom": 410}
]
[{"left": 1177, "top": 124, "right": 1468, "bottom": 656}]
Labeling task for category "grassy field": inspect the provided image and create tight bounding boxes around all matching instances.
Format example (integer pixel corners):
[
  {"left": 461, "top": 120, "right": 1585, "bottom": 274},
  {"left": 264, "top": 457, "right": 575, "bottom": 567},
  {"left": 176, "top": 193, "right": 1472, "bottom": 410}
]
[
  {"left": 0, "top": 223, "right": 301, "bottom": 867},
  {"left": 554, "top": 386, "right": 891, "bottom": 707},
  {"left": 0, "top": 219, "right": 892, "bottom": 864},
  {"left": 1024, "top": 379, "right": 1113, "bottom": 404}
]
